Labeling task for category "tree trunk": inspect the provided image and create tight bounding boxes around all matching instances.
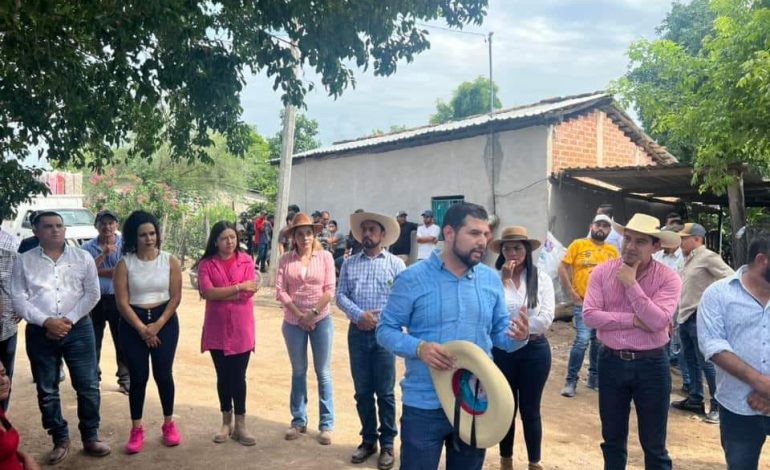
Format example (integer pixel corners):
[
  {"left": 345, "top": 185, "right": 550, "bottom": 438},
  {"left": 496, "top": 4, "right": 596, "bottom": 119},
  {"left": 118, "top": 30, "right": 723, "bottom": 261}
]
[
  {"left": 727, "top": 170, "right": 747, "bottom": 268},
  {"left": 179, "top": 214, "right": 187, "bottom": 268}
]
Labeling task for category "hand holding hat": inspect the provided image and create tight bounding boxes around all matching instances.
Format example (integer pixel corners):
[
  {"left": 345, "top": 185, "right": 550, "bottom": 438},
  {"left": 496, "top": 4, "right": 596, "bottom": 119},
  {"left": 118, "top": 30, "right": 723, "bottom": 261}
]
[
  {"left": 418, "top": 341, "right": 455, "bottom": 370},
  {"left": 430, "top": 341, "right": 515, "bottom": 448}
]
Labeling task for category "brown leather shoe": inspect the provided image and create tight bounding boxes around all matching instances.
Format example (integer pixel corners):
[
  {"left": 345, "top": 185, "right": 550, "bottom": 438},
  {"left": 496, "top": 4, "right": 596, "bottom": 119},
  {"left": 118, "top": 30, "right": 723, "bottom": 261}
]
[
  {"left": 377, "top": 447, "right": 395, "bottom": 470},
  {"left": 351, "top": 442, "right": 377, "bottom": 464},
  {"left": 47, "top": 440, "right": 70, "bottom": 465},
  {"left": 83, "top": 439, "right": 111, "bottom": 457}
]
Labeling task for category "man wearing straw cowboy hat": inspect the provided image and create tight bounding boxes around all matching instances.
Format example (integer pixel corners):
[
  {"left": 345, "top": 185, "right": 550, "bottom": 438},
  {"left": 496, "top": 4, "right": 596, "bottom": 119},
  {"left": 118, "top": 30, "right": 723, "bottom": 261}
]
[
  {"left": 337, "top": 211, "right": 406, "bottom": 470},
  {"left": 583, "top": 213, "right": 682, "bottom": 470},
  {"left": 377, "top": 202, "right": 530, "bottom": 470}
]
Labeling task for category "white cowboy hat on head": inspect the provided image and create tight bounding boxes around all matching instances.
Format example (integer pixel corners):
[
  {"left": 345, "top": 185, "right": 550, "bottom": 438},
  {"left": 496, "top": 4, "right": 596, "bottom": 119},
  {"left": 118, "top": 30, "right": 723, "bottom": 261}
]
[
  {"left": 430, "top": 341, "right": 514, "bottom": 449},
  {"left": 612, "top": 213, "right": 681, "bottom": 249},
  {"left": 350, "top": 211, "right": 401, "bottom": 248}
]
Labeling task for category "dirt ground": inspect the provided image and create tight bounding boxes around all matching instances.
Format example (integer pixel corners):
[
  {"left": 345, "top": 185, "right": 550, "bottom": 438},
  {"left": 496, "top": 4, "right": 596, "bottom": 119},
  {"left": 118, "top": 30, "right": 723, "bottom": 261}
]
[{"left": 9, "top": 286, "right": 768, "bottom": 469}]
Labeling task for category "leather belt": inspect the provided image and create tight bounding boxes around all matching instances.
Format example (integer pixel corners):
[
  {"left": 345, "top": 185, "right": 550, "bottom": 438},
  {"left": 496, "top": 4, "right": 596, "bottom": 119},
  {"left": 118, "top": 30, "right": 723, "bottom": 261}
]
[{"left": 603, "top": 346, "right": 666, "bottom": 361}]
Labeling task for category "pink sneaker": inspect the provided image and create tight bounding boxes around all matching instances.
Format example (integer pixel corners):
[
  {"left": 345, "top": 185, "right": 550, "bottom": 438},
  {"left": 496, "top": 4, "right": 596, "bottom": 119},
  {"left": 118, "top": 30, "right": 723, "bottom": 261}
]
[
  {"left": 162, "top": 421, "right": 181, "bottom": 447},
  {"left": 125, "top": 426, "right": 144, "bottom": 454}
]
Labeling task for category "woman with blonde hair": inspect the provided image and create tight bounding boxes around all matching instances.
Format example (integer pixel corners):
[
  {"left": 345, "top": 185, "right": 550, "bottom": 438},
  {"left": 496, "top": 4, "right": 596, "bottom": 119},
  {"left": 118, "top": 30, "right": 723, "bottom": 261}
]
[
  {"left": 490, "top": 226, "right": 554, "bottom": 470},
  {"left": 275, "top": 213, "right": 336, "bottom": 445}
]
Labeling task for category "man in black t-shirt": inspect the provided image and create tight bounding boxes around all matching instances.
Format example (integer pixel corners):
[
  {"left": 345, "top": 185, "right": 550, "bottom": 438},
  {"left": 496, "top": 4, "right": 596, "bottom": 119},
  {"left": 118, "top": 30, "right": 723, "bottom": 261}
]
[{"left": 389, "top": 211, "right": 417, "bottom": 261}]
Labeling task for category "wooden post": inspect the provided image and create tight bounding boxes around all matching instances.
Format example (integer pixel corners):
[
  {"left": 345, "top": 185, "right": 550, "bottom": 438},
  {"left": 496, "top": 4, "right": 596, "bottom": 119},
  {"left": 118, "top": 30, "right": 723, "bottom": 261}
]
[
  {"left": 265, "top": 43, "right": 301, "bottom": 287},
  {"left": 265, "top": 105, "right": 297, "bottom": 287},
  {"left": 727, "top": 168, "right": 747, "bottom": 268}
]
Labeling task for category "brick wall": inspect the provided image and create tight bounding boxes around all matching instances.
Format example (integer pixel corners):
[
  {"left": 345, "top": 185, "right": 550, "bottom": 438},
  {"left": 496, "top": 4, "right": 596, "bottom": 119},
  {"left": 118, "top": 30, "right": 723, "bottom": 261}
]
[{"left": 551, "top": 110, "right": 655, "bottom": 172}]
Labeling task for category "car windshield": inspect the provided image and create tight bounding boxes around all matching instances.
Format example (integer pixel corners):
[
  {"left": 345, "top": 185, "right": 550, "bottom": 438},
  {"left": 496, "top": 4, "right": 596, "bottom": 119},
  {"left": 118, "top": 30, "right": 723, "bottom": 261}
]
[{"left": 56, "top": 209, "right": 95, "bottom": 226}]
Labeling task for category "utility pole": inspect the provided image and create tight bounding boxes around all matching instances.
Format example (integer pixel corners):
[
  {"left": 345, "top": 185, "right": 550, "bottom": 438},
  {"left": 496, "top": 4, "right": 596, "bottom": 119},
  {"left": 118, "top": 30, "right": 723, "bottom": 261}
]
[
  {"left": 485, "top": 31, "right": 497, "bottom": 217},
  {"left": 266, "top": 46, "right": 300, "bottom": 287},
  {"left": 265, "top": 105, "right": 296, "bottom": 287},
  {"left": 488, "top": 31, "right": 494, "bottom": 114}
]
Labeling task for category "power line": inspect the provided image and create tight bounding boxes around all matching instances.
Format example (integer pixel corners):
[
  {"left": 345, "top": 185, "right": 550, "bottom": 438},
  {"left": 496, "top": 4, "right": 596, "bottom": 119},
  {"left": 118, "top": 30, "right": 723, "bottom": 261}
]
[{"left": 415, "top": 22, "right": 487, "bottom": 38}]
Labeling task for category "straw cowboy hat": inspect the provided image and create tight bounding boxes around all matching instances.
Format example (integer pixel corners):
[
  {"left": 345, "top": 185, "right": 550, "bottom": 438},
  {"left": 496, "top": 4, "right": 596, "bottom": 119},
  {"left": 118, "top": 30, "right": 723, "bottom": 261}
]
[
  {"left": 490, "top": 226, "right": 542, "bottom": 253},
  {"left": 284, "top": 212, "right": 323, "bottom": 237},
  {"left": 611, "top": 213, "right": 681, "bottom": 248},
  {"left": 430, "top": 341, "right": 514, "bottom": 449},
  {"left": 350, "top": 211, "right": 401, "bottom": 248}
]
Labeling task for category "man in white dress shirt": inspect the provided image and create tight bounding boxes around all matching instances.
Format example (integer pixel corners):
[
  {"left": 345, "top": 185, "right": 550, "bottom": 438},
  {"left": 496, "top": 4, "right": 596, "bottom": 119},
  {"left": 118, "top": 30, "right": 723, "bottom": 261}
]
[{"left": 11, "top": 211, "right": 110, "bottom": 465}]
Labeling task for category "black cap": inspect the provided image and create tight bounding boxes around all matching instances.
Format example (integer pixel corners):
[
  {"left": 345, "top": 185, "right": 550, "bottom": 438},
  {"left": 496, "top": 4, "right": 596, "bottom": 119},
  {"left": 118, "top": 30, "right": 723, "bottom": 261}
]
[
  {"left": 311, "top": 210, "right": 322, "bottom": 217},
  {"left": 397, "top": 210, "right": 407, "bottom": 217},
  {"left": 95, "top": 210, "right": 119, "bottom": 225}
]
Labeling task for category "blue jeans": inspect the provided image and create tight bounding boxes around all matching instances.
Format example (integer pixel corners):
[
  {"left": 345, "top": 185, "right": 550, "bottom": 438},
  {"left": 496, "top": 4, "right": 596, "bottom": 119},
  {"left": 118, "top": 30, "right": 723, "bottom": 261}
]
[
  {"left": 348, "top": 324, "right": 397, "bottom": 447},
  {"left": 400, "top": 405, "right": 486, "bottom": 470},
  {"left": 670, "top": 325, "right": 691, "bottom": 386},
  {"left": 282, "top": 317, "right": 334, "bottom": 431},
  {"left": 0, "top": 333, "right": 17, "bottom": 411},
  {"left": 598, "top": 347, "right": 672, "bottom": 470},
  {"left": 566, "top": 305, "right": 599, "bottom": 384},
  {"left": 91, "top": 294, "right": 130, "bottom": 388},
  {"left": 720, "top": 407, "right": 770, "bottom": 470},
  {"left": 25, "top": 317, "right": 101, "bottom": 445},
  {"left": 680, "top": 314, "right": 717, "bottom": 408},
  {"left": 257, "top": 243, "right": 269, "bottom": 270}
]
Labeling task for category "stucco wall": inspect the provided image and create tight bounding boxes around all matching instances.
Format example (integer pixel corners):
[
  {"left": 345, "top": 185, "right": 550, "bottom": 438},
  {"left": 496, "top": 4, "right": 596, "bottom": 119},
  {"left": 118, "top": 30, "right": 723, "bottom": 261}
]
[{"left": 287, "top": 126, "right": 550, "bottom": 251}]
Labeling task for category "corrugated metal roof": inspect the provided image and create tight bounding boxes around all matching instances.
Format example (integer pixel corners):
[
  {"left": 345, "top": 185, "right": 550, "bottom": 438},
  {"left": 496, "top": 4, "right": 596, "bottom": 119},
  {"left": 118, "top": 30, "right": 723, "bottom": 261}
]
[
  {"left": 293, "top": 91, "right": 609, "bottom": 159},
  {"left": 554, "top": 164, "right": 770, "bottom": 207}
]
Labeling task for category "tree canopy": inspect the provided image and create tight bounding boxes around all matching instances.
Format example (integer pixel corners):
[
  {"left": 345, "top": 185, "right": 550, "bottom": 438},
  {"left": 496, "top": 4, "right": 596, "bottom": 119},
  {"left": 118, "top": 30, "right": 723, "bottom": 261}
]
[
  {"left": 268, "top": 112, "right": 322, "bottom": 160},
  {"left": 614, "top": 0, "right": 770, "bottom": 193},
  {"left": 1, "top": 0, "right": 488, "bottom": 216},
  {"left": 430, "top": 76, "right": 501, "bottom": 124}
]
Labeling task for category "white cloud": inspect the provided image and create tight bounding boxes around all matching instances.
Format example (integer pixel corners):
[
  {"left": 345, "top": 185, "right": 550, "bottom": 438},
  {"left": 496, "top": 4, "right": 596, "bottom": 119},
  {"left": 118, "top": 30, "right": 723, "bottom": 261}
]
[{"left": 240, "top": 0, "right": 677, "bottom": 144}]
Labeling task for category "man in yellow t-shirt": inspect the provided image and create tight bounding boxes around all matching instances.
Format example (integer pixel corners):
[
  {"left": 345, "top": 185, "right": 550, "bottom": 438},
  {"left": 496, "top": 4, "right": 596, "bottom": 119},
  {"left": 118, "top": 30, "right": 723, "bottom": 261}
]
[{"left": 558, "top": 214, "right": 620, "bottom": 397}]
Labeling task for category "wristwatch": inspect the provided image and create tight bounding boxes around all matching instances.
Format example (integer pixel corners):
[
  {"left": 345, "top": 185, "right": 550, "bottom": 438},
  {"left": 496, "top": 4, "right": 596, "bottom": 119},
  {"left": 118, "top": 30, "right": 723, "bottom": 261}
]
[{"left": 311, "top": 308, "right": 320, "bottom": 316}]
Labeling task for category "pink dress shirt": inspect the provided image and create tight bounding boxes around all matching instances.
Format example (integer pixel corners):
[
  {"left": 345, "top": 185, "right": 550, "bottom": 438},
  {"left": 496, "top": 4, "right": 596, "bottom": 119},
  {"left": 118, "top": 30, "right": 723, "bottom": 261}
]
[
  {"left": 198, "top": 251, "right": 256, "bottom": 355},
  {"left": 275, "top": 249, "right": 336, "bottom": 325},
  {"left": 583, "top": 258, "right": 682, "bottom": 351}
]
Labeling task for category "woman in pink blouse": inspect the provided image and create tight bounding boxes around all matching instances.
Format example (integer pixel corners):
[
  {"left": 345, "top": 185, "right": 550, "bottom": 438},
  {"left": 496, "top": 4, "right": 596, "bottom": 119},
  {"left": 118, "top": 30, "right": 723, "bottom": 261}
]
[
  {"left": 196, "top": 221, "right": 259, "bottom": 446},
  {"left": 275, "top": 212, "right": 336, "bottom": 445}
]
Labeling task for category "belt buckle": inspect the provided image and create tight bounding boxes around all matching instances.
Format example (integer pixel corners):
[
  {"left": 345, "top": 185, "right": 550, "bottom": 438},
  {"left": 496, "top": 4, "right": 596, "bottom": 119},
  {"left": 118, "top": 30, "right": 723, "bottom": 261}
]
[{"left": 619, "top": 350, "right": 636, "bottom": 361}]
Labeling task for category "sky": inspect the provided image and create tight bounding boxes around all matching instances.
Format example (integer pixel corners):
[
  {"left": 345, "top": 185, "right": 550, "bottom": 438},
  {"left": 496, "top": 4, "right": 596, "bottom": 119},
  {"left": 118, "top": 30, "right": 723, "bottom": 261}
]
[{"left": 240, "top": 0, "right": 677, "bottom": 146}]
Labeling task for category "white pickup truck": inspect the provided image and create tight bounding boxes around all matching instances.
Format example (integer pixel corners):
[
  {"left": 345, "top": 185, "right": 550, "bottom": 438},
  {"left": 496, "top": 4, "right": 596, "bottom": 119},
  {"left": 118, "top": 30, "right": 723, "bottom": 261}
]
[{"left": 2, "top": 195, "right": 99, "bottom": 246}]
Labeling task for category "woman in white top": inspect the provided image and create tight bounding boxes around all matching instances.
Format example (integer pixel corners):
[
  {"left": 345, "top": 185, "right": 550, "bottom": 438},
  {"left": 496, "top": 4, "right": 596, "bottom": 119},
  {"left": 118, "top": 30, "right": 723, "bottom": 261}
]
[
  {"left": 114, "top": 211, "right": 183, "bottom": 455},
  {"left": 490, "top": 226, "right": 554, "bottom": 470}
]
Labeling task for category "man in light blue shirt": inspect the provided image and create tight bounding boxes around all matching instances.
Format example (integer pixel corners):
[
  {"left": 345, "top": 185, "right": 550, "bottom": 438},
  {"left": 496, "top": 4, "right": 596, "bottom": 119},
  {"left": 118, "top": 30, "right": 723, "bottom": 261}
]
[
  {"left": 337, "top": 211, "right": 405, "bottom": 469},
  {"left": 377, "top": 203, "right": 529, "bottom": 470},
  {"left": 698, "top": 235, "right": 770, "bottom": 469},
  {"left": 81, "top": 210, "right": 130, "bottom": 394}
]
